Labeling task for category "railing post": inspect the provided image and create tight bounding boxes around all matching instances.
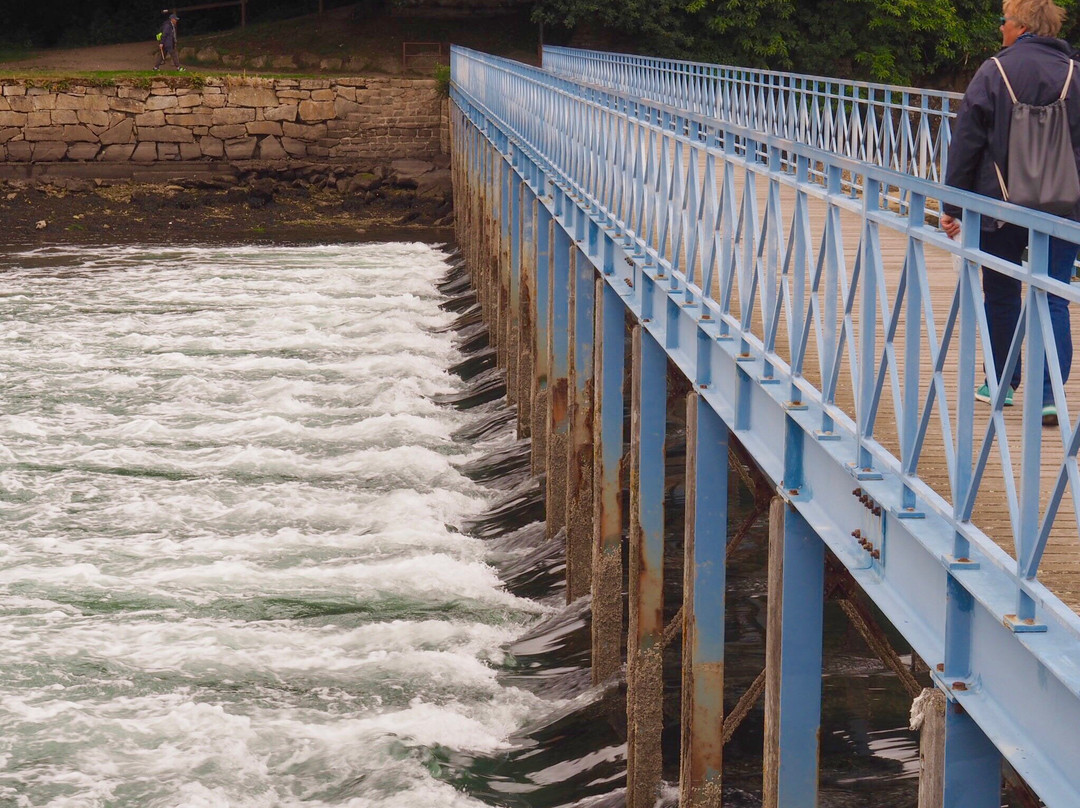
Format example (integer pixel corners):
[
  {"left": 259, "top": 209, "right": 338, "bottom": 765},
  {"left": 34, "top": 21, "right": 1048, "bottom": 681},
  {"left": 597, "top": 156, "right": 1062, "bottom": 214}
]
[
  {"left": 591, "top": 279, "right": 626, "bottom": 684},
  {"left": 566, "top": 241, "right": 597, "bottom": 601},
  {"left": 763, "top": 497, "right": 824, "bottom": 808},
  {"left": 627, "top": 324, "right": 667, "bottom": 808},
  {"left": 679, "top": 391, "right": 729, "bottom": 807}
]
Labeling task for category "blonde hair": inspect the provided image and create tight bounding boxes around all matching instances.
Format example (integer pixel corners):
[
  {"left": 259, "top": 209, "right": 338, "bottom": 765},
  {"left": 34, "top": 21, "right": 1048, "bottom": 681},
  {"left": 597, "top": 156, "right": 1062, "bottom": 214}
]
[{"left": 1004, "top": 0, "right": 1067, "bottom": 36}]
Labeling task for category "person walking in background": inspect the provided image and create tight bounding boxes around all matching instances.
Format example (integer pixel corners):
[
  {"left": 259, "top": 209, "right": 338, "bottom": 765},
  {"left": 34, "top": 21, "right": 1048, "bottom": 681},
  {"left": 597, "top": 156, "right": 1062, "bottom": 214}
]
[
  {"left": 154, "top": 12, "right": 184, "bottom": 71},
  {"left": 941, "top": 0, "right": 1080, "bottom": 426}
]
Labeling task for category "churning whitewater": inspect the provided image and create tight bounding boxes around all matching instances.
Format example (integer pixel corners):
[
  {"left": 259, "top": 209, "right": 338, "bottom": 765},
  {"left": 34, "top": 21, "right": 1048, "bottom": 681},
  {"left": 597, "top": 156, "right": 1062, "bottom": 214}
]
[{"left": 0, "top": 244, "right": 552, "bottom": 807}]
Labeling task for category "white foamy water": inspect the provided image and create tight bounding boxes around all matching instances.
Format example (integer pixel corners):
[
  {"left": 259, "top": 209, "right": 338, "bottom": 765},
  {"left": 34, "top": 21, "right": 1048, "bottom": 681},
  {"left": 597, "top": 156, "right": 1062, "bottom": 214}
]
[{"left": 0, "top": 244, "right": 547, "bottom": 807}]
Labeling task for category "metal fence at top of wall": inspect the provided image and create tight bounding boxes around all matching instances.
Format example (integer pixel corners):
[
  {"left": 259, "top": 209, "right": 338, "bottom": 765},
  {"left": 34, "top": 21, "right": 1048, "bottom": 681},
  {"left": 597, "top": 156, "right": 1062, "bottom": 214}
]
[
  {"left": 451, "top": 45, "right": 1080, "bottom": 805},
  {"left": 543, "top": 46, "right": 961, "bottom": 200}
]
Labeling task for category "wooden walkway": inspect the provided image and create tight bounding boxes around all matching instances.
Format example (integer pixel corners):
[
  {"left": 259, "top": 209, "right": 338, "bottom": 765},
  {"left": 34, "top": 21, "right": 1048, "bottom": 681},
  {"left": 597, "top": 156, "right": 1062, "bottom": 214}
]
[{"left": 649, "top": 158, "right": 1080, "bottom": 614}]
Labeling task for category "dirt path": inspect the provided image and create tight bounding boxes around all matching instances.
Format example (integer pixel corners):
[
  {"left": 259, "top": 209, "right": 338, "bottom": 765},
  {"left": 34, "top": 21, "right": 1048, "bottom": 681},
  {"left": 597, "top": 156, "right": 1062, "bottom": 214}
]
[{"left": 3, "top": 41, "right": 175, "bottom": 72}]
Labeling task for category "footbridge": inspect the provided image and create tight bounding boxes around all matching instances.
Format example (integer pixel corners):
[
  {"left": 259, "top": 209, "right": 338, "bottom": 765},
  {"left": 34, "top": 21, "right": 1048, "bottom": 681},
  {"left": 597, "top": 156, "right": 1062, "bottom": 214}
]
[{"left": 449, "top": 45, "right": 1080, "bottom": 807}]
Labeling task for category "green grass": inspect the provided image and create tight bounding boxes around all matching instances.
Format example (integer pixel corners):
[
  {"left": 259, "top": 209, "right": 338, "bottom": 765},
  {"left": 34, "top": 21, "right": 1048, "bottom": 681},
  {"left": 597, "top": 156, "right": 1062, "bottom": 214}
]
[{"left": 0, "top": 46, "right": 32, "bottom": 64}]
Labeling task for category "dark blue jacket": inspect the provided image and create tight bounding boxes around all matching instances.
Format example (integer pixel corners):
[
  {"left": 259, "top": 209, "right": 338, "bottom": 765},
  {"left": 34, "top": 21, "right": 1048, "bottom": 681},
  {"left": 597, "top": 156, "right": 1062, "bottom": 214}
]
[
  {"left": 160, "top": 19, "right": 177, "bottom": 50},
  {"left": 944, "top": 35, "right": 1080, "bottom": 227}
]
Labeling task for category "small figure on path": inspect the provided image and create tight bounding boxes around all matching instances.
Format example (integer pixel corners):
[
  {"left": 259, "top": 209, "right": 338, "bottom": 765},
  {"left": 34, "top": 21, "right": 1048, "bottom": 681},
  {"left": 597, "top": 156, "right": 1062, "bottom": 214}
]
[
  {"left": 154, "top": 12, "right": 184, "bottom": 72},
  {"left": 941, "top": 0, "right": 1080, "bottom": 426}
]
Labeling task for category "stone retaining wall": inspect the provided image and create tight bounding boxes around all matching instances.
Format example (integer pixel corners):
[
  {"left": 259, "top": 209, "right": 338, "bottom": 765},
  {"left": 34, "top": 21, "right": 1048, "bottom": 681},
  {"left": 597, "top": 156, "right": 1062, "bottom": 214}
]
[{"left": 0, "top": 77, "right": 446, "bottom": 164}]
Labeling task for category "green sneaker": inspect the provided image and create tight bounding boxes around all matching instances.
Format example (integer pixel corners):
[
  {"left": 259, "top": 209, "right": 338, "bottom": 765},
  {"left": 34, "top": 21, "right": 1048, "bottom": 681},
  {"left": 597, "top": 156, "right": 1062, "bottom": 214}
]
[
  {"left": 1042, "top": 404, "right": 1058, "bottom": 427},
  {"left": 975, "top": 383, "right": 1014, "bottom": 406}
]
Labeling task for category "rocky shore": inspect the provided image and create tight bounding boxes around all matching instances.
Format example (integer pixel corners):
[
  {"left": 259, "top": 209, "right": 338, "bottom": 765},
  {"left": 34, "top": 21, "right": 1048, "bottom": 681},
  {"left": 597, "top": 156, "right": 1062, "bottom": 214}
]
[{"left": 0, "top": 157, "right": 454, "bottom": 248}]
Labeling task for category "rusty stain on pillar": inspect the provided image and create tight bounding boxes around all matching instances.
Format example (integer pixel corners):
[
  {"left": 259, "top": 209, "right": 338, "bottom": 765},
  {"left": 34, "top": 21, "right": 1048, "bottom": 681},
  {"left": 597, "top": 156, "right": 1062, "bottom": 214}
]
[
  {"left": 517, "top": 189, "right": 535, "bottom": 435},
  {"left": 591, "top": 278, "right": 625, "bottom": 684},
  {"left": 530, "top": 213, "right": 552, "bottom": 477},
  {"left": 546, "top": 226, "right": 572, "bottom": 540},
  {"left": 627, "top": 324, "right": 666, "bottom": 808},
  {"left": 679, "top": 392, "right": 728, "bottom": 807},
  {"left": 505, "top": 172, "right": 522, "bottom": 407}
]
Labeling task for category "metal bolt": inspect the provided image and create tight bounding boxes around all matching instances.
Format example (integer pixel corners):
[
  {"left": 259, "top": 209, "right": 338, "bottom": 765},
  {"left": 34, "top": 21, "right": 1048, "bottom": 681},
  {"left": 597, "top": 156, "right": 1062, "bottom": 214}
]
[
  {"left": 852, "top": 488, "right": 862, "bottom": 497},
  {"left": 872, "top": 506, "right": 881, "bottom": 517},
  {"left": 851, "top": 529, "right": 862, "bottom": 539},
  {"left": 871, "top": 549, "right": 880, "bottom": 559},
  {"left": 952, "top": 681, "right": 968, "bottom": 692},
  {"left": 788, "top": 488, "right": 799, "bottom": 495},
  {"left": 936, "top": 663, "right": 945, "bottom": 672}
]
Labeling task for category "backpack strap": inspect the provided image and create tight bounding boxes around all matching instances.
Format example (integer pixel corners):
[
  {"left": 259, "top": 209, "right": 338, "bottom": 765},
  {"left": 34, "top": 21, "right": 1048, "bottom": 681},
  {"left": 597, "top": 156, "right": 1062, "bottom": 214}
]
[
  {"left": 1060, "top": 58, "right": 1076, "bottom": 101},
  {"left": 991, "top": 57, "right": 1019, "bottom": 104}
]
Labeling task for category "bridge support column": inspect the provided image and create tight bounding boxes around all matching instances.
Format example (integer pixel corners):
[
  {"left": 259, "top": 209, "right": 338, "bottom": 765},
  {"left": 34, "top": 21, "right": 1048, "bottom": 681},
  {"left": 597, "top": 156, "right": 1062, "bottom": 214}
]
[
  {"left": 941, "top": 578, "right": 1001, "bottom": 808},
  {"left": 763, "top": 497, "right": 824, "bottom": 808},
  {"left": 505, "top": 164, "right": 522, "bottom": 409},
  {"left": 546, "top": 215, "right": 572, "bottom": 540},
  {"left": 627, "top": 324, "right": 667, "bottom": 808},
  {"left": 679, "top": 392, "right": 729, "bottom": 807},
  {"left": 565, "top": 244, "right": 596, "bottom": 601},
  {"left": 530, "top": 205, "right": 552, "bottom": 475},
  {"left": 591, "top": 279, "right": 626, "bottom": 684},
  {"left": 516, "top": 184, "right": 536, "bottom": 435}
]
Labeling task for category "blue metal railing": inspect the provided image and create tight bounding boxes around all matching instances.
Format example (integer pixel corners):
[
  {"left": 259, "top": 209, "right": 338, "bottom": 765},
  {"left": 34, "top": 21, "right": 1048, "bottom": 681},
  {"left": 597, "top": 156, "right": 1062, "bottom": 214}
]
[
  {"left": 452, "top": 45, "right": 1080, "bottom": 806},
  {"left": 543, "top": 46, "right": 961, "bottom": 187}
]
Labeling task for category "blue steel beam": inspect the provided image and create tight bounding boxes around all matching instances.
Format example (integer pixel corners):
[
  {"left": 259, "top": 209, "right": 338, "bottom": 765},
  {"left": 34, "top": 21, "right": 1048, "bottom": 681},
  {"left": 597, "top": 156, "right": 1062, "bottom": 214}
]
[{"left": 450, "top": 49, "right": 1080, "bottom": 807}]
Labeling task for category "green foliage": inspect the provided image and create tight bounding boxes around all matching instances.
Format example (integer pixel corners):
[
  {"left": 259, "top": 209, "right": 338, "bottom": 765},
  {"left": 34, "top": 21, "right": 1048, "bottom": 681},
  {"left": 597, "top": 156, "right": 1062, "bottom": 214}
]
[
  {"left": 531, "top": 0, "right": 1047, "bottom": 86},
  {"left": 434, "top": 64, "right": 451, "bottom": 97}
]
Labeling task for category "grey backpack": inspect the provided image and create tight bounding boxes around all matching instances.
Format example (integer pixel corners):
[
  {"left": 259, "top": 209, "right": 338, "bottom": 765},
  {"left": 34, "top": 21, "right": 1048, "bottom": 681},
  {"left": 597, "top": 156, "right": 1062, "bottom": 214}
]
[{"left": 992, "top": 55, "right": 1080, "bottom": 216}]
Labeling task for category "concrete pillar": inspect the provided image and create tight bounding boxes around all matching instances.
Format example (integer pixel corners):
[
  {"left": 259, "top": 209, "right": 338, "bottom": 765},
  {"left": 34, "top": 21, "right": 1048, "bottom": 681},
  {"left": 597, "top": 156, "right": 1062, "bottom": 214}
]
[
  {"left": 626, "top": 324, "right": 667, "bottom": 808},
  {"left": 679, "top": 392, "right": 730, "bottom": 807},
  {"left": 531, "top": 208, "right": 552, "bottom": 475},
  {"left": 763, "top": 497, "right": 824, "bottom": 808},
  {"left": 591, "top": 279, "right": 626, "bottom": 684},
  {"left": 546, "top": 217, "right": 572, "bottom": 539},
  {"left": 565, "top": 243, "right": 596, "bottom": 601},
  {"left": 911, "top": 687, "right": 946, "bottom": 808}
]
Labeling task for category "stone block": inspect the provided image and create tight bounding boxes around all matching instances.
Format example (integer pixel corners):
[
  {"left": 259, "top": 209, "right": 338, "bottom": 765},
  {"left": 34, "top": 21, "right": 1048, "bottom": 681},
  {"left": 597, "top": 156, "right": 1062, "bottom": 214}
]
[
  {"left": 7, "top": 141, "right": 32, "bottom": 161},
  {"left": 31, "top": 95, "right": 57, "bottom": 111},
  {"left": 55, "top": 94, "right": 84, "bottom": 110},
  {"left": 202, "top": 94, "right": 227, "bottom": 108},
  {"left": 298, "top": 100, "right": 335, "bottom": 122},
  {"left": 82, "top": 95, "right": 111, "bottom": 111},
  {"left": 282, "top": 121, "right": 327, "bottom": 140},
  {"left": 132, "top": 142, "right": 157, "bottom": 162},
  {"left": 264, "top": 104, "right": 297, "bottom": 122},
  {"left": 62, "top": 125, "right": 97, "bottom": 142},
  {"left": 277, "top": 90, "right": 304, "bottom": 99},
  {"left": 310, "top": 89, "right": 335, "bottom": 101},
  {"left": 211, "top": 107, "right": 255, "bottom": 125},
  {"left": 57, "top": 109, "right": 85, "bottom": 125},
  {"left": 118, "top": 86, "right": 151, "bottom": 100},
  {"left": 272, "top": 56, "right": 297, "bottom": 70},
  {"left": 27, "top": 111, "right": 51, "bottom": 127},
  {"left": 24, "top": 126, "right": 63, "bottom": 141},
  {"left": 100, "top": 118, "right": 135, "bottom": 145},
  {"left": 135, "top": 111, "right": 166, "bottom": 127},
  {"left": 224, "top": 136, "right": 257, "bottom": 159},
  {"left": 98, "top": 144, "right": 136, "bottom": 161},
  {"left": 281, "top": 137, "right": 308, "bottom": 157},
  {"left": 32, "top": 141, "right": 67, "bottom": 161},
  {"left": 199, "top": 135, "right": 224, "bottom": 158},
  {"left": 146, "top": 95, "right": 179, "bottom": 111},
  {"left": 67, "top": 142, "right": 101, "bottom": 161},
  {"left": 0, "top": 110, "right": 25, "bottom": 127},
  {"left": 167, "top": 113, "right": 212, "bottom": 127},
  {"left": 77, "top": 109, "right": 111, "bottom": 127},
  {"left": 139, "top": 125, "right": 195, "bottom": 143},
  {"left": 228, "top": 86, "right": 279, "bottom": 107},
  {"left": 209, "top": 124, "right": 246, "bottom": 140},
  {"left": 178, "top": 94, "right": 203, "bottom": 108},
  {"left": 246, "top": 120, "right": 282, "bottom": 136},
  {"left": 157, "top": 142, "right": 179, "bottom": 160},
  {"left": 334, "top": 98, "right": 361, "bottom": 117},
  {"left": 8, "top": 96, "right": 33, "bottom": 112},
  {"left": 0, "top": 97, "right": 8, "bottom": 111},
  {"left": 179, "top": 142, "right": 203, "bottom": 160},
  {"left": 110, "top": 97, "right": 144, "bottom": 114},
  {"left": 299, "top": 79, "right": 331, "bottom": 90},
  {"left": 257, "top": 135, "right": 287, "bottom": 159},
  {"left": 3, "top": 84, "right": 27, "bottom": 96},
  {"left": 0, "top": 128, "right": 18, "bottom": 143},
  {"left": 196, "top": 47, "right": 220, "bottom": 63}
]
